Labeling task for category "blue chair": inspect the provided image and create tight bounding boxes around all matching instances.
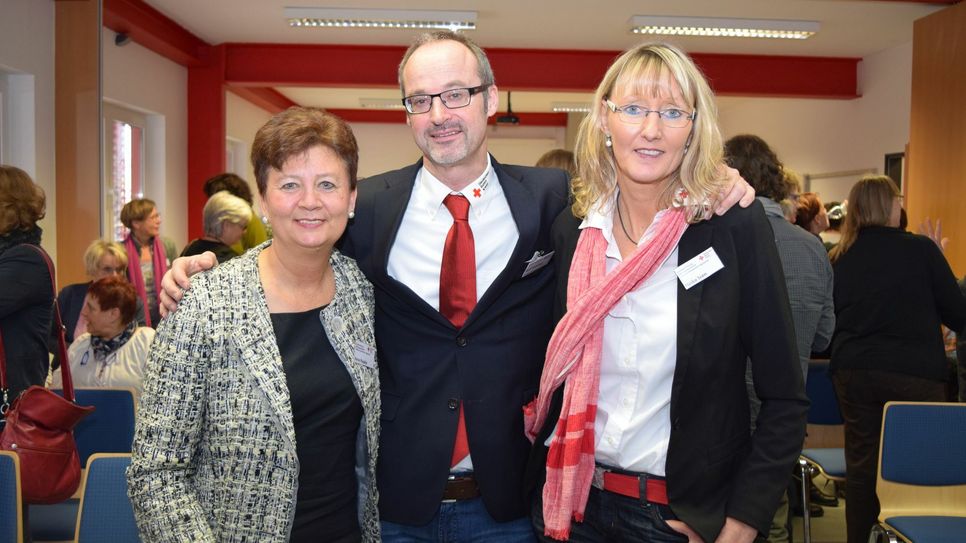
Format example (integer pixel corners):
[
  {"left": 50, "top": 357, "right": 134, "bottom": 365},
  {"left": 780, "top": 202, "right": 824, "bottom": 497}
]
[
  {"left": 74, "top": 453, "right": 140, "bottom": 542},
  {"left": 0, "top": 451, "right": 23, "bottom": 543},
  {"left": 800, "top": 360, "right": 847, "bottom": 482},
  {"left": 869, "top": 402, "right": 966, "bottom": 543},
  {"left": 55, "top": 388, "right": 138, "bottom": 467},
  {"left": 798, "top": 359, "right": 846, "bottom": 543},
  {"left": 31, "top": 388, "right": 137, "bottom": 542}
]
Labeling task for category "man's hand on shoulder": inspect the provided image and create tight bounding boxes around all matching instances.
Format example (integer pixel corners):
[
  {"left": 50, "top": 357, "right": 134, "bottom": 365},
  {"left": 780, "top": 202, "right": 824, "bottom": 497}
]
[
  {"left": 159, "top": 252, "right": 218, "bottom": 317},
  {"left": 715, "top": 165, "right": 756, "bottom": 216}
]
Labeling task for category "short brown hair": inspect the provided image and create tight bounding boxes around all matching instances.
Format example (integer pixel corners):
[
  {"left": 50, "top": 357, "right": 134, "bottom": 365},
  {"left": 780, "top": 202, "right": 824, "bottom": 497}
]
[
  {"left": 250, "top": 107, "right": 359, "bottom": 195},
  {"left": 87, "top": 276, "right": 138, "bottom": 325},
  {"left": 0, "top": 165, "right": 46, "bottom": 235},
  {"left": 398, "top": 31, "right": 496, "bottom": 101},
  {"left": 723, "top": 135, "right": 788, "bottom": 201},
  {"left": 120, "top": 199, "right": 157, "bottom": 229},
  {"left": 203, "top": 172, "right": 254, "bottom": 205},
  {"left": 535, "top": 149, "right": 576, "bottom": 178}
]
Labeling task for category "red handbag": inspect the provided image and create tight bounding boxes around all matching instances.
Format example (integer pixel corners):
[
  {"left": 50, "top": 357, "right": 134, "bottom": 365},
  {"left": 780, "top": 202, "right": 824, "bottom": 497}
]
[{"left": 0, "top": 245, "right": 95, "bottom": 504}]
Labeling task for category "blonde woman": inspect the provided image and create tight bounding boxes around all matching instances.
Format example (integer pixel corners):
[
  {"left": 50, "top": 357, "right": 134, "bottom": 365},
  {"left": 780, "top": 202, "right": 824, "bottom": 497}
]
[
  {"left": 829, "top": 175, "right": 966, "bottom": 543},
  {"left": 525, "top": 43, "right": 807, "bottom": 543}
]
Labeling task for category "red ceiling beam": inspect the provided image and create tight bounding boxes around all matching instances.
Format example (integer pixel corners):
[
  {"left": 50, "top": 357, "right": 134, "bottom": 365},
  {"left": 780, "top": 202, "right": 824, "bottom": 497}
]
[
  {"left": 222, "top": 43, "right": 859, "bottom": 98},
  {"left": 103, "top": 0, "right": 208, "bottom": 67},
  {"left": 227, "top": 86, "right": 299, "bottom": 114}
]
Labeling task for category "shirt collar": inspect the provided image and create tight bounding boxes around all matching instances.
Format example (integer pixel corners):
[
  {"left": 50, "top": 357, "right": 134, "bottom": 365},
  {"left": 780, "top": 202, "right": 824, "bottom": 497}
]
[
  {"left": 414, "top": 155, "right": 499, "bottom": 220},
  {"left": 758, "top": 196, "right": 785, "bottom": 218},
  {"left": 579, "top": 189, "right": 674, "bottom": 260}
]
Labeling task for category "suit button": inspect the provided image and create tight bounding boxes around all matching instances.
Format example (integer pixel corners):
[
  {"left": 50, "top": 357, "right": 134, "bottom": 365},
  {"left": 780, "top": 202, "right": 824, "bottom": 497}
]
[
  {"left": 456, "top": 336, "right": 468, "bottom": 347},
  {"left": 448, "top": 399, "right": 459, "bottom": 410}
]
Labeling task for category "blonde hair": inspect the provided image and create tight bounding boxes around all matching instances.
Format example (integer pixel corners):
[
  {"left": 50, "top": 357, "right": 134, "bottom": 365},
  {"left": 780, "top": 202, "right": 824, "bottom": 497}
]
[
  {"left": 572, "top": 42, "right": 725, "bottom": 220},
  {"left": 83, "top": 239, "right": 128, "bottom": 277},
  {"left": 829, "top": 175, "right": 900, "bottom": 263}
]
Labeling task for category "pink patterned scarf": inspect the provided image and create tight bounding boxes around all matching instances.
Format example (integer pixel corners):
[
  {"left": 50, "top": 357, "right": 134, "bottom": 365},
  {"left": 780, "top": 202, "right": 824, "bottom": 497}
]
[
  {"left": 123, "top": 235, "right": 168, "bottom": 327},
  {"left": 523, "top": 206, "right": 688, "bottom": 540}
]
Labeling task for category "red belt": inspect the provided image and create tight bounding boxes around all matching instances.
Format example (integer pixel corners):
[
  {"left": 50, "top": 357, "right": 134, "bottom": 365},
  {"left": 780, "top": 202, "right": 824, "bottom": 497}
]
[{"left": 596, "top": 470, "right": 669, "bottom": 505}]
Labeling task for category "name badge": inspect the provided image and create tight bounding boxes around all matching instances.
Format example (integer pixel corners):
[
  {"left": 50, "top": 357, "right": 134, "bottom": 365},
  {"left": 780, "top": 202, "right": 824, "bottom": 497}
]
[
  {"left": 675, "top": 247, "right": 724, "bottom": 290},
  {"left": 353, "top": 342, "right": 377, "bottom": 369}
]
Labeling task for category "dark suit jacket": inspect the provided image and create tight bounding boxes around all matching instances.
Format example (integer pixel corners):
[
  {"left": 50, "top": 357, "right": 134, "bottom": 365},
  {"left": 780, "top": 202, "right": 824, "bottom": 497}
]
[
  {"left": 340, "top": 158, "right": 570, "bottom": 524},
  {"left": 526, "top": 201, "right": 808, "bottom": 542},
  {"left": 57, "top": 282, "right": 90, "bottom": 345}
]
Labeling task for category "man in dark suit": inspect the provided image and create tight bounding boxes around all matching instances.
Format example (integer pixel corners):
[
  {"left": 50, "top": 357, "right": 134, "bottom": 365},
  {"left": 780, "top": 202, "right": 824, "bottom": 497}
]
[{"left": 339, "top": 32, "right": 569, "bottom": 541}]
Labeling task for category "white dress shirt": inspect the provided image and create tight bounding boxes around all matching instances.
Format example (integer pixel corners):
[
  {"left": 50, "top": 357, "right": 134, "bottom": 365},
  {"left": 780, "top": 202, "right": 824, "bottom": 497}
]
[
  {"left": 387, "top": 155, "right": 519, "bottom": 472},
  {"left": 580, "top": 194, "right": 681, "bottom": 476},
  {"left": 51, "top": 327, "right": 155, "bottom": 402},
  {"left": 387, "top": 155, "right": 519, "bottom": 311}
]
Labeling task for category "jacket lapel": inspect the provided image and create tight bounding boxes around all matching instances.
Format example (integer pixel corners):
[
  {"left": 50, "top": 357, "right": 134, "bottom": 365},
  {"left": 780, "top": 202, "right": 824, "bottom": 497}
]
[
  {"left": 672, "top": 222, "right": 712, "bottom": 409},
  {"left": 464, "top": 159, "right": 539, "bottom": 329},
  {"left": 371, "top": 161, "right": 452, "bottom": 328},
  {"left": 231, "top": 250, "right": 297, "bottom": 451}
]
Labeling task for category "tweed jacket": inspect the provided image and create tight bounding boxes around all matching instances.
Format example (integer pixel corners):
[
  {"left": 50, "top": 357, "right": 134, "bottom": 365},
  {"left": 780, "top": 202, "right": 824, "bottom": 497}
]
[{"left": 127, "top": 243, "right": 380, "bottom": 542}]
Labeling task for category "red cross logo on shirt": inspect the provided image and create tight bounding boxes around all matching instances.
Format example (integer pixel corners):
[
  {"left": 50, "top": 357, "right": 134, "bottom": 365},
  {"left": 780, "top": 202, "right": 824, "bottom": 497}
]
[{"left": 473, "top": 188, "right": 482, "bottom": 198}]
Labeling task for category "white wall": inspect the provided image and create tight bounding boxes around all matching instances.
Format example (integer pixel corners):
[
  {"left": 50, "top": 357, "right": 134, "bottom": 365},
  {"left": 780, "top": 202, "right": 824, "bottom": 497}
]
[
  {"left": 225, "top": 91, "right": 272, "bottom": 213},
  {"left": 719, "top": 42, "right": 913, "bottom": 204},
  {"left": 102, "top": 28, "right": 189, "bottom": 249},
  {"left": 0, "top": 0, "right": 56, "bottom": 258}
]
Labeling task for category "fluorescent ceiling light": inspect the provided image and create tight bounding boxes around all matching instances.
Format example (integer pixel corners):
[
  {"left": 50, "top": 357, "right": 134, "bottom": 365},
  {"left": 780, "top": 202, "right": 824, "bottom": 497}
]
[
  {"left": 358, "top": 98, "right": 407, "bottom": 110},
  {"left": 629, "top": 15, "right": 819, "bottom": 40},
  {"left": 552, "top": 102, "right": 592, "bottom": 113},
  {"left": 285, "top": 7, "right": 476, "bottom": 31}
]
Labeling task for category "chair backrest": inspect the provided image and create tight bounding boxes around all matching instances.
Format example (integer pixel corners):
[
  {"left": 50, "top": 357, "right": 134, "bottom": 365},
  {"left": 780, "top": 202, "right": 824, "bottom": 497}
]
[
  {"left": 0, "top": 451, "right": 23, "bottom": 543},
  {"left": 877, "top": 401, "right": 966, "bottom": 519},
  {"left": 75, "top": 453, "right": 140, "bottom": 543},
  {"left": 54, "top": 387, "right": 137, "bottom": 467},
  {"left": 805, "top": 360, "right": 844, "bottom": 425}
]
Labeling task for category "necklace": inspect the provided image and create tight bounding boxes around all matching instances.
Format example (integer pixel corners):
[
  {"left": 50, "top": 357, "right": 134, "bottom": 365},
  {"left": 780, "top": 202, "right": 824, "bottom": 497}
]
[{"left": 615, "top": 193, "right": 638, "bottom": 243}]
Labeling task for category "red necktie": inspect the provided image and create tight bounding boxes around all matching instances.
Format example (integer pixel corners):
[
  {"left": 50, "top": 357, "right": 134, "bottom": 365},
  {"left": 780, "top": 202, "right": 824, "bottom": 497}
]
[{"left": 440, "top": 194, "right": 475, "bottom": 467}]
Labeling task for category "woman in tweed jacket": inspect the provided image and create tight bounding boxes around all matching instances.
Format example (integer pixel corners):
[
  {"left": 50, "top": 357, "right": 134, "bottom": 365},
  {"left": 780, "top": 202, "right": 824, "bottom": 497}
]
[{"left": 128, "top": 108, "right": 380, "bottom": 542}]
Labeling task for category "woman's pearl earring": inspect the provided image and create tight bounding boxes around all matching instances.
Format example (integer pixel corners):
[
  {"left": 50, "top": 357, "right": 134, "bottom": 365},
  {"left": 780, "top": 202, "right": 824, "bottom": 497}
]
[
  {"left": 605, "top": 134, "right": 613, "bottom": 148},
  {"left": 348, "top": 210, "right": 356, "bottom": 219}
]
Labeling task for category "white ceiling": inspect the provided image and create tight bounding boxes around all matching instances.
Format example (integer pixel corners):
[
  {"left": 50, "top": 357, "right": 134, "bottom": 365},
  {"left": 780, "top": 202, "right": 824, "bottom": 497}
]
[{"left": 145, "top": 0, "right": 947, "bottom": 112}]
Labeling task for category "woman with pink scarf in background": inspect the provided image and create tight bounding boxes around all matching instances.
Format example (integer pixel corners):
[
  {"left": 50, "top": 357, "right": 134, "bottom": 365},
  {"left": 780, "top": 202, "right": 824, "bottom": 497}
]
[
  {"left": 525, "top": 43, "right": 807, "bottom": 543},
  {"left": 120, "top": 198, "right": 177, "bottom": 327}
]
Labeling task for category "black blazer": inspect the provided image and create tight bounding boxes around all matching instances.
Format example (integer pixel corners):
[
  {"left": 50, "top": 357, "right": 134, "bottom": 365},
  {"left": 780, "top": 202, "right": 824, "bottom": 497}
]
[
  {"left": 341, "top": 158, "right": 570, "bottom": 524},
  {"left": 0, "top": 243, "right": 53, "bottom": 401},
  {"left": 527, "top": 201, "right": 808, "bottom": 542}
]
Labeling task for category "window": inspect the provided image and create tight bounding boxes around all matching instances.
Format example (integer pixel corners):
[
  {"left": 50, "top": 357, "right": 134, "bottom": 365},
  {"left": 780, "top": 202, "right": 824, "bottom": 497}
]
[{"left": 104, "top": 103, "right": 146, "bottom": 241}]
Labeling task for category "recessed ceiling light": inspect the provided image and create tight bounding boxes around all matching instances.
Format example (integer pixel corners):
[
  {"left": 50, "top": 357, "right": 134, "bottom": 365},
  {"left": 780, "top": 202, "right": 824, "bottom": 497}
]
[
  {"left": 285, "top": 7, "right": 477, "bottom": 31},
  {"left": 552, "top": 102, "right": 592, "bottom": 113},
  {"left": 358, "top": 98, "right": 407, "bottom": 110},
  {"left": 629, "top": 15, "right": 819, "bottom": 40}
]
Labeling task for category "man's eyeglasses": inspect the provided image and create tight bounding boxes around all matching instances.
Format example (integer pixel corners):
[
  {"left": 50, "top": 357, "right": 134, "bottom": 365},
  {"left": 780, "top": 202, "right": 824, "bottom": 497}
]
[
  {"left": 604, "top": 99, "right": 696, "bottom": 128},
  {"left": 402, "top": 85, "right": 489, "bottom": 114}
]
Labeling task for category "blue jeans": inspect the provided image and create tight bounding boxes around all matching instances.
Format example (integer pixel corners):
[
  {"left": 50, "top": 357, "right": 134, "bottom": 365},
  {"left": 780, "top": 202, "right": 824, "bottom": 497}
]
[
  {"left": 531, "top": 486, "right": 687, "bottom": 542},
  {"left": 382, "top": 497, "right": 536, "bottom": 543}
]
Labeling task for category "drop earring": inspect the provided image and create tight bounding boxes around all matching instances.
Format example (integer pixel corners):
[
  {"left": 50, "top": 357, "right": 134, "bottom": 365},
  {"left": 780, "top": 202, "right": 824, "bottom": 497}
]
[{"left": 605, "top": 134, "right": 613, "bottom": 148}]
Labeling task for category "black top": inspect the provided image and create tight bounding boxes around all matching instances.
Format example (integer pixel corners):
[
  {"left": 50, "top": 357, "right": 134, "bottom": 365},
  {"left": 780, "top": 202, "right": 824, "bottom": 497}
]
[
  {"left": 0, "top": 229, "right": 53, "bottom": 401},
  {"left": 832, "top": 226, "right": 966, "bottom": 381},
  {"left": 270, "top": 306, "right": 362, "bottom": 543},
  {"left": 180, "top": 239, "right": 239, "bottom": 264}
]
